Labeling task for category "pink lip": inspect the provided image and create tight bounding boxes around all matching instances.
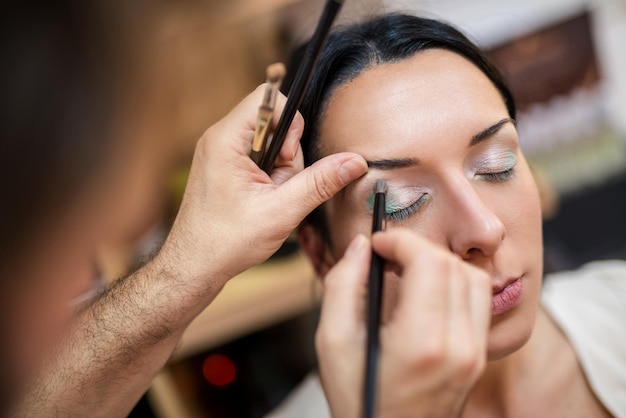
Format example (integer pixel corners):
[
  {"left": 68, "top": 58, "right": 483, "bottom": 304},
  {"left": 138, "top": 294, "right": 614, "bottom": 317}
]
[{"left": 492, "top": 277, "right": 523, "bottom": 316}]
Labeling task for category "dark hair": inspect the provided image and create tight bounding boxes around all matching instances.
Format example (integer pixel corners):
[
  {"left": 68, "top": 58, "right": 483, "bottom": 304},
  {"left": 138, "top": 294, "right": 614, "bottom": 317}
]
[
  {"left": 291, "top": 14, "right": 516, "bottom": 244},
  {"left": 0, "top": 0, "right": 147, "bottom": 274}
]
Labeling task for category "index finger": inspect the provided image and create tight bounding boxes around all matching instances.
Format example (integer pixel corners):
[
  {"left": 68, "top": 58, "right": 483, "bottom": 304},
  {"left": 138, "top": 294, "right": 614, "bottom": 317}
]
[{"left": 372, "top": 229, "right": 452, "bottom": 328}]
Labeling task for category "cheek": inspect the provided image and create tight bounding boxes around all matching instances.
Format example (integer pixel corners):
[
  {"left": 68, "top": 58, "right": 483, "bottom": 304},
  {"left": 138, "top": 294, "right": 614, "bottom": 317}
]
[
  {"left": 488, "top": 168, "right": 544, "bottom": 357},
  {"left": 31, "top": 253, "right": 94, "bottom": 335},
  {"left": 8, "top": 240, "right": 98, "bottom": 382},
  {"left": 500, "top": 168, "right": 543, "bottom": 254}
]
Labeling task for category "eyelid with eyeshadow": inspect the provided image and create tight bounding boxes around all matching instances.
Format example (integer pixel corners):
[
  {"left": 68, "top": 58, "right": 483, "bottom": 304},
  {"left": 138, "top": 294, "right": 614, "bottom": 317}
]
[
  {"left": 471, "top": 149, "right": 516, "bottom": 174},
  {"left": 367, "top": 187, "right": 428, "bottom": 220}
]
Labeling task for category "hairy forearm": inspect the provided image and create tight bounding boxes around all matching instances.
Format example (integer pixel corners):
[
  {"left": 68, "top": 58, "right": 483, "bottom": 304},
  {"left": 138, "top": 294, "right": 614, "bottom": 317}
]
[{"left": 14, "top": 251, "right": 225, "bottom": 417}]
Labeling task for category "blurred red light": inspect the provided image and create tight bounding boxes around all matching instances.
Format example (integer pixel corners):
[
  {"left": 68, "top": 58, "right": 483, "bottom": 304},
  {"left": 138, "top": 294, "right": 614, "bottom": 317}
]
[{"left": 202, "top": 354, "right": 236, "bottom": 387}]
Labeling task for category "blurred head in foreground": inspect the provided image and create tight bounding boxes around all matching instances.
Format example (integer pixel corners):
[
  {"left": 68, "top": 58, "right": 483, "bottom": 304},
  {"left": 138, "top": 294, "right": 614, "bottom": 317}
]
[{"left": 0, "top": 0, "right": 171, "bottom": 408}]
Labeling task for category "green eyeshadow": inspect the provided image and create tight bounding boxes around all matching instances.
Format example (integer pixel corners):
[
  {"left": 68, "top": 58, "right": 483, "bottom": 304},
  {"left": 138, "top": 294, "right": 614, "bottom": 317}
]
[{"left": 367, "top": 193, "right": 403, "bottom": 215}]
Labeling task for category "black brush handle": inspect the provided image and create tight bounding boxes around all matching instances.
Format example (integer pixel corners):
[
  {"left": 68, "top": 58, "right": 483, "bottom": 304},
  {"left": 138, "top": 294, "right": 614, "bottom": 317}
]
[
  {"left": 363, "top": 192, "right": 385, "bottom": 418},
  {"left": 259, "top": 0, "right": 343, "bottom": 173}
]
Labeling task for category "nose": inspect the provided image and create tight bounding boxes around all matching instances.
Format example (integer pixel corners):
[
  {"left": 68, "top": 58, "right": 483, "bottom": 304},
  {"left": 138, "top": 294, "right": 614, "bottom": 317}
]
[{"left": 445, "top": 179, "right": 505, "bottom": 260}]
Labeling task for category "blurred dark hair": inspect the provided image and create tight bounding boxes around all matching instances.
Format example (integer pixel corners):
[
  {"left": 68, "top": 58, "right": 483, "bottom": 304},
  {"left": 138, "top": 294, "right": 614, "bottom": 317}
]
[
  {"left": 1, "top": 1, "right": 117, "bottom": 268},
  {"left": 287, "top": 14, "right": 516, "bottom": 244}
]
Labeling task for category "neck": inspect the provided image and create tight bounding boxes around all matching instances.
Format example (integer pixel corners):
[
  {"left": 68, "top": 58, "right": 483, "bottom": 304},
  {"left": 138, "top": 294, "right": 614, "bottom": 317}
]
[
  {"left": 464, "top": 346, "right": 523, "bottom": 416},
  {"left": 463, "top": 307, "right": 551, "bottom": 416}
]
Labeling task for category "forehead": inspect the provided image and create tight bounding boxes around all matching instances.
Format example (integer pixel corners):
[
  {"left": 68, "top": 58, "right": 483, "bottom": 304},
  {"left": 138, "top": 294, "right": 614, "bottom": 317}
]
[{"left": 319, "top": 49, "right": 509, "bottom": 158}]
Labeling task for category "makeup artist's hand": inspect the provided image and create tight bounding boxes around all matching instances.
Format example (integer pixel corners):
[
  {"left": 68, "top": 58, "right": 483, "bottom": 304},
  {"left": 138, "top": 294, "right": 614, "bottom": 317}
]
[
  {"left": 316, "top": 229, "right": 491, "bottom": 418},
  {"left": 159, "top": 84, "right": 368, "bottom": 285}
]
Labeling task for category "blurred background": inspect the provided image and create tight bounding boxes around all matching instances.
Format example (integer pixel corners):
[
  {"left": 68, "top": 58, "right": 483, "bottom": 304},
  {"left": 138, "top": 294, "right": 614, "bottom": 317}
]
[{"left": 82, "top": 0, "right": 626, "bottom": 416}]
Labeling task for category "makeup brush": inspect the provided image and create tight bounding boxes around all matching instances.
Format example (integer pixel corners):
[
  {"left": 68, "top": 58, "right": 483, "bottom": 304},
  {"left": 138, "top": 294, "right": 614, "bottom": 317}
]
[
  {"left": 250, "top": 63, "right": 286, "bottom": 165},
  {"left": 259, "top": 0, "right": 344, "bottom": 173},
  {"left": 363, "top": 179, "right": 387, "bottom": 418}
]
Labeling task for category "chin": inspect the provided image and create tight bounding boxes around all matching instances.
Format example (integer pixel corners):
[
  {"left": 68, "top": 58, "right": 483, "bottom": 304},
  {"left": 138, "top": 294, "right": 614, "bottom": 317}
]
[{"left": 486, "top": 303, "right": 536, "bottom": 361}]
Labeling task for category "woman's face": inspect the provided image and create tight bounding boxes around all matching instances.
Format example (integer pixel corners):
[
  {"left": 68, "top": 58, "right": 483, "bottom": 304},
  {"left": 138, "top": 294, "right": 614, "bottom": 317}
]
[{"left": 301, "top": 49, "right": 543, "bottom": 360}]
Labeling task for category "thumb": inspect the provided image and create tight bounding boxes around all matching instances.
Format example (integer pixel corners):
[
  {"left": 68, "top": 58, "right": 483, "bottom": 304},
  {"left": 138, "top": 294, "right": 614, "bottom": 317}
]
[{"left": 275, "top": 152, "right": 367, "bottom": 226}]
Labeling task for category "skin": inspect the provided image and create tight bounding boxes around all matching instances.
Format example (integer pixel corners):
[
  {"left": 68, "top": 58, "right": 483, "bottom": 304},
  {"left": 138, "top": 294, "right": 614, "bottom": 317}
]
[{"left": 304, "top": 49, "right": 611, "bottom": 416}]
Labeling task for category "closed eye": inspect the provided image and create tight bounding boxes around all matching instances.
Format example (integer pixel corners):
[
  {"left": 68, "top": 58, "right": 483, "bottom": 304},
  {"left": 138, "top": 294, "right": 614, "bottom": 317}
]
[
  {"left": 387, "top": 194, "right": 430, "bottom": 222},
  {"left": 477, "top": 167, "right": 516, "bottom": 182}
]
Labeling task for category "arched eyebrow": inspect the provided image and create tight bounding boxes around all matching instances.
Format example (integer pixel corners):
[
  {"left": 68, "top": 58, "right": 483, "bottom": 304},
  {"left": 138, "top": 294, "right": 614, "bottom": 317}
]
[
  {"left": 469, "top": 118, "right": 516, "bottom": 146},
  {"left": 366, "top": 158, "right": 418, "bottom": 170},
  {"left": 365, "top": 118, "right": 516, "bottom": 170}
]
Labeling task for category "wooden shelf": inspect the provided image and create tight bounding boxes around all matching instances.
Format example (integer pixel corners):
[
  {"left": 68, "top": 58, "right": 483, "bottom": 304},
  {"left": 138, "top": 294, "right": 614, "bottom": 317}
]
[{"left": 174, "top": 252, "right": 319, "bottom": 359}]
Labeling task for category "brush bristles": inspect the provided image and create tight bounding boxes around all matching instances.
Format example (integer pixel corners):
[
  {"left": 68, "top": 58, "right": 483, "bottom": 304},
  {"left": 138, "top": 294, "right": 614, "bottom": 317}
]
[
  {"left": 374, "top": 179, "right": 388, "bottom": 195},
  {"left": 266, "top": 63, "right": 286, "bottom": 83}
]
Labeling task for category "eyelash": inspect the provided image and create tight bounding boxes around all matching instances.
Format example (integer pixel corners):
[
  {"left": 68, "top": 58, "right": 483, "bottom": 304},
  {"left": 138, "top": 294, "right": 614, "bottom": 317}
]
[
  {"left": 386, "top": 194, "right": 429, "bottom": 222},
  {"left": 478, "top": 167, "right": 516, "bottom": 182}
]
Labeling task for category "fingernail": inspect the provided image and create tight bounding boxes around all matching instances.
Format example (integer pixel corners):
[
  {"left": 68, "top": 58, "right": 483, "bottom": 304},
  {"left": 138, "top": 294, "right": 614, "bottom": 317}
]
[
  {"left": 345, "top": 234, "right": 366, "bottom": 258},
  {"left": 338, "top": 157, "right": 368, "bottom": 185}
]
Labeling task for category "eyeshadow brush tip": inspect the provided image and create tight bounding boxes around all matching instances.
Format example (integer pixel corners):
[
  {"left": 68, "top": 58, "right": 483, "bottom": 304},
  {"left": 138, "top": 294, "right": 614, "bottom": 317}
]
[
  {"left": 266, "top": 63, "right": 286, "bottom": 84},
  {"left": 374, "top": 179, "right": 388, "bottom": 195}
]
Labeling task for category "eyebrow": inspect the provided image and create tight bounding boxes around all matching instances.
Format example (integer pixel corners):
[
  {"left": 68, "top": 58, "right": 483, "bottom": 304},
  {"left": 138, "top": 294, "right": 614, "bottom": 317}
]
[
  {"left": 366, "top": 158, "right": 418, "bottom": 170},
  {"left": 365, "top": 118, "right": 516, "bottom": 171},
  {"left": 469, "top": 118, "right": 516, "bottom": 146}
]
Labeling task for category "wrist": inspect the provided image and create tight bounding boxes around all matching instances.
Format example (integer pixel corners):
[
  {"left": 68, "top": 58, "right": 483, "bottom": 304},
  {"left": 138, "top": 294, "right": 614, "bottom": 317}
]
[
  {"left": 157, "top": 224, "right": 233, "bottom": 289},
  {"left": 134, "top": 248, "right": 229, "bottom": 334}
]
